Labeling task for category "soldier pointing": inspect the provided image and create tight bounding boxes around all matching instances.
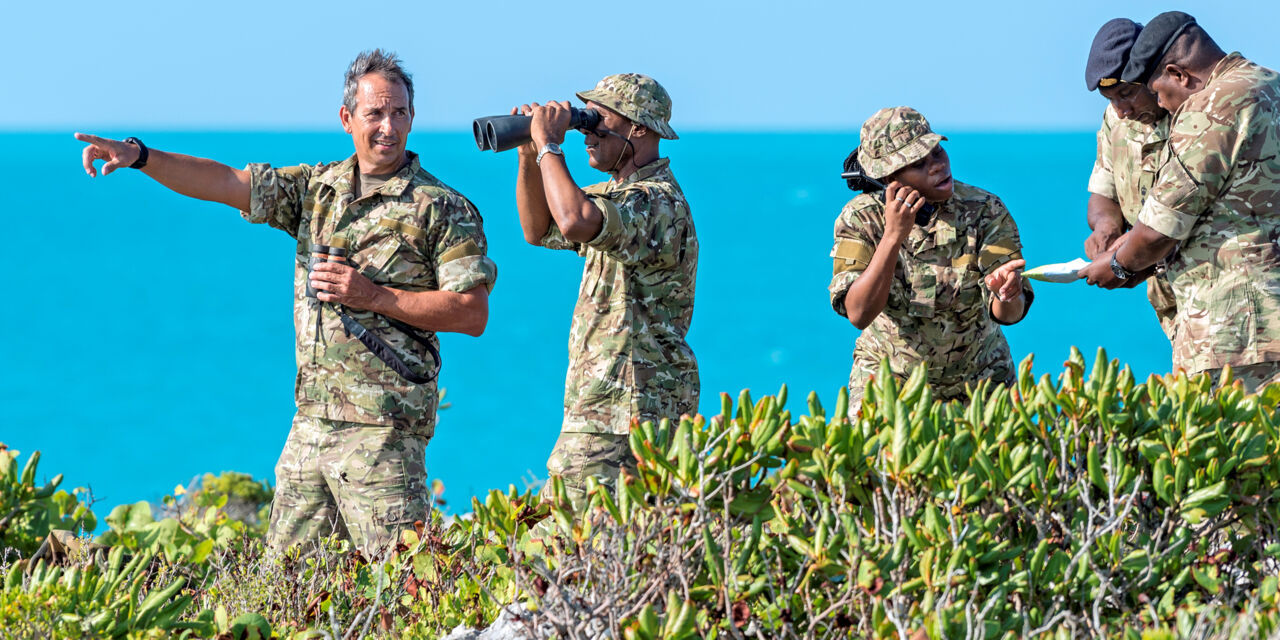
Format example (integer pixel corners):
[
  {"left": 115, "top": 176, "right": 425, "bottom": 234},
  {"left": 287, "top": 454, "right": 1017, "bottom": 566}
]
[{"left": 76, "top": 50, "right": 497, "bottom": 552}]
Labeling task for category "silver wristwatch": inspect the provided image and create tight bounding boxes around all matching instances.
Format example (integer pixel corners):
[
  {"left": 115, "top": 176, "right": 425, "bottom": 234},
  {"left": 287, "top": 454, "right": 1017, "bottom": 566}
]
[{"left": 536, "top": 142, "right": 563, "bottom": 166}]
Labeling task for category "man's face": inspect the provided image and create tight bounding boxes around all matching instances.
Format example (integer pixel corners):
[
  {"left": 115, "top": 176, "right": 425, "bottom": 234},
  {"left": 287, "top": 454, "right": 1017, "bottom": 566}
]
[
  {"left": 1148, "top": 66, "right": 1195, "bottom": 113},
  {"left": 582, "top": 102, "right": 636, "bottom": 173},
  {"left": 340, "top": 73, "right": 413, "bottom": 175},
  {"left": 890, "top": 144, "right": 953, "bottom": 203},
  {"left": 1099, "top": 82, "right": 1167, "bottom": 125}
]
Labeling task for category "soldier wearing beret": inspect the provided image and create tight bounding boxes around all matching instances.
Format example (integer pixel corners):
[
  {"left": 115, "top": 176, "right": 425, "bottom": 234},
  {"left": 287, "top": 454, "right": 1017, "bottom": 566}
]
[
  {"left": 511, "top": 74, "right": 698, "bottom": 506},
  {"left": 1082, "top": 18, "right": 1178, "bottom": 342},
  {"left": 1079, "top": 12, "right": 1280, "bottom": 392},
  {"left": 75, "top": 50, "right": 498, "bottom": 553},
  {"left": 829, "top": 107, "right": 1032, "bottom": 416}
]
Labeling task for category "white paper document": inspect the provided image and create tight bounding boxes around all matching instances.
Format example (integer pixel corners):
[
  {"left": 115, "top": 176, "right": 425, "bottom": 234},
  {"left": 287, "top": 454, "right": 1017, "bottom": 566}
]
[{"left": 1023, "top": 258, "right": 1091, "bottom": 283}]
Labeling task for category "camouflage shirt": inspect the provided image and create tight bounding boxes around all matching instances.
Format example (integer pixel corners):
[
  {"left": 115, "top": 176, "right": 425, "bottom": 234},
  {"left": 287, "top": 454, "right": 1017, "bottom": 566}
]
[
  {"left": 243, "top": 152, "right": 498, "bottom": 437},
  {"left": 1087, "top": 105, "right": 1179, "bottom": 339},
  {"left": 541, "top": 158, "right": 699, "bottom": 435},
  {"left": 829, "top": 182, "right": 1026, "bottom": 400},
  {"left": 1137, "top": 53, "right": 1280, "bottom": 373}
]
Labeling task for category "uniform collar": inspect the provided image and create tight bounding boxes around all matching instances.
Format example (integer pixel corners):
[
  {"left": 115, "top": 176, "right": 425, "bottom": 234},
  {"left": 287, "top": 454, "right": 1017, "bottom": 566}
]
[
  {"left": 316, "top": 151, "right": 420, "bottom": 199},
  {"left": 1208, "top": 52, "right": 1247, "bottom": 84},
  {"left": 907, "top": 196, "right": 960, "bottom": 251},
  {"left": 608, "top": 157, "right": 671, "bottom": 190}
]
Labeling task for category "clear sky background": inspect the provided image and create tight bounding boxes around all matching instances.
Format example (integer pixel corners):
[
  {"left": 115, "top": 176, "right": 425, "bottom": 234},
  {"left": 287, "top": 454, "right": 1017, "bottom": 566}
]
[{"left": 7, "top": 1, "right": 1278, "bottom": 132}]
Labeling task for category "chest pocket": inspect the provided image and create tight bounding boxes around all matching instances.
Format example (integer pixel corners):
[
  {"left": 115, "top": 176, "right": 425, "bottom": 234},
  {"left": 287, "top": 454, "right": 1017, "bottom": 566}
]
[
  {"left": 350, "top": 216, "right": 434, "bottom": 290},
  {"left": 905, "top": 226, "right": 983, "bottom": 319}
]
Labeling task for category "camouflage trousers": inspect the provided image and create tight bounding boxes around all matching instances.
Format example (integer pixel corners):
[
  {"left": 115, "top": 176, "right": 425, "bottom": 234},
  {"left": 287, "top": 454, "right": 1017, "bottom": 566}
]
[
  {"left": 1205, "top": 361, "right": 1280, "bottom": 394},
  {"left": 540, "top": 431, "right": 633, "bottom": 510},
  {"left": 268, "top": 414, "right": 429, "bottom": 554}
]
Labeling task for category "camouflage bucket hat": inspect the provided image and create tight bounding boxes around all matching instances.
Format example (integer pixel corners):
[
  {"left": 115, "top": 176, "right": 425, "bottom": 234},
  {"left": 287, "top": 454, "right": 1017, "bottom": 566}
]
[
  {"left": 856, "top": 107, "right": 947, "bottom": 179},
  {"left": 576, "top": 73, "right": 678, "bottom": 140}
]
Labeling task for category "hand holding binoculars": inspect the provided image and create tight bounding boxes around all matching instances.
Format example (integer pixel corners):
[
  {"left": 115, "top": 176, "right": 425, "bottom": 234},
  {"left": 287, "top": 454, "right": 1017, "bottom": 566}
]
[
  {"left": 305, "top": 243, "right": 349, "bottom": 299},
  {"left": 472, "top": 107, "right": 601, "bottom": 152}
]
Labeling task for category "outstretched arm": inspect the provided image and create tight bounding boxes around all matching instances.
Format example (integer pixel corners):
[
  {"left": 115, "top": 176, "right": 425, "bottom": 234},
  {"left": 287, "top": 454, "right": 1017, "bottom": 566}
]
[{"left": 76, "top": 133, "right": 251, "bottom": 211}]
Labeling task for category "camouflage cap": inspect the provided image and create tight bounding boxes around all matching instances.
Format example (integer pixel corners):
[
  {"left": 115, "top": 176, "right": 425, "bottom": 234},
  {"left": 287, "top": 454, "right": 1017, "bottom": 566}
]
[
  {"left": 856, "top": 107, "right": 947, "bottom": 179},
  {"left": 576, "top": 73, "right": 678, "bottom": 140}
]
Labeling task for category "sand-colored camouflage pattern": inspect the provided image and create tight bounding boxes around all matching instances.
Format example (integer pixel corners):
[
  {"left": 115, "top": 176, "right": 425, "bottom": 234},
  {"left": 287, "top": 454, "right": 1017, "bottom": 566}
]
[
  {"left": 267, "top": 415, "right": 429, "bottom": 553},
  {"left": 829, "top": 182, "right": 1026, "bottom": 417},
  {"left": 1087, "top": 105, "right": 1179, "bottom": 340},
  {"left": 243, "top": 152, "right": 497, "bottom": 437},
  {"left": 576, "top": 73, "right": 679, "bottom": 140},
  {"left": 1136, "top": 53, "right": 1280, "bottom": 374},
  {"left": 539, "top": 158, "right": 699, "bottom": 442},
  {"left": 540, "top": 432, "right": 633, "bottom": 510},
  {"left": 856, "top": 107, "right": 947, "bottom": 179}
]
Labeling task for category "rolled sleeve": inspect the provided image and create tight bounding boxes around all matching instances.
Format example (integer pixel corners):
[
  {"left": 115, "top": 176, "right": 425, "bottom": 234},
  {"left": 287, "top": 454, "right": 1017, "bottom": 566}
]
[
  {"left": 584, "top": 188, "right": 682, "bottom": 266},
  {"left": 1138, "top": 195, "right": 1199, "bottom": 241},
  {"left": 241, "top": 163, "right": 312, "bottom": 237},
  {"left": 430, "top": 197, "right": 498, "bottom": 293},
  {"left": 829, "top": 209, "right": 876, "bottom": 316},
  {"left": 1140, "top": 105, "right": 1249, "bottom": 241}
]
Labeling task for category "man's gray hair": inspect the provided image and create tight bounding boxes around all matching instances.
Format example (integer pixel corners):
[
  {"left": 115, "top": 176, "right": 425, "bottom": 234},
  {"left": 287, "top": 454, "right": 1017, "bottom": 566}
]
[{"left": 343, "top": 49, "right": 414, "bottom": 112}]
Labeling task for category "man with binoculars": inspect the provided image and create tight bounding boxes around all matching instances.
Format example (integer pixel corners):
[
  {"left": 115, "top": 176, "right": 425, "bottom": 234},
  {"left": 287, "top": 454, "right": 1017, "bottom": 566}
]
[
  {"left": 74, "top": 50, "right": 498, "bottom": 553},
  {"left": 511, "top": 73, "right": 699, "bottom": 507}
]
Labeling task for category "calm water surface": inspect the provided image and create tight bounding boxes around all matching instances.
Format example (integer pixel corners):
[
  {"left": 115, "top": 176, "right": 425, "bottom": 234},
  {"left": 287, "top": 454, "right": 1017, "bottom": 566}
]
[{"left": 0, "top": 130, "right": 1169, "bottom": 515}]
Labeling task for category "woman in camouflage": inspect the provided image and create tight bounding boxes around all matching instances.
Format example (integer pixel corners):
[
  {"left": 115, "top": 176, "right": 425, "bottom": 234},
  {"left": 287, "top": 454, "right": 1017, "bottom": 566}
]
[{"left": 829, "top": 107, "right": 1032, "bottom": 416}]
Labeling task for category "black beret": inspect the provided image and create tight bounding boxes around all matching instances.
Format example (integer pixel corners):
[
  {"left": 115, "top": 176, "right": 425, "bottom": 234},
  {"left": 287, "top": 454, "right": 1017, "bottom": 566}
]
[
  {"left": 1086, "top": 19, "right": 1143, "bottom": 91},
  {"left": 1122, "top": 11, "right": 1198, "bottom": 84}
]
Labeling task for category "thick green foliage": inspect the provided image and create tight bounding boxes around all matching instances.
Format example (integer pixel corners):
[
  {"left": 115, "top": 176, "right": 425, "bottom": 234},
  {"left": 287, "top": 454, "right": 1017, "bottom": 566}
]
[
  {"left": 5, "top": 350, "right": 1280, "bottom": 638},
  {"left": 473, "top": 348, "right": 1280, "bottom": 638},
  {"left": 0, "top": 445, "right": 96, "bottom": 556}
]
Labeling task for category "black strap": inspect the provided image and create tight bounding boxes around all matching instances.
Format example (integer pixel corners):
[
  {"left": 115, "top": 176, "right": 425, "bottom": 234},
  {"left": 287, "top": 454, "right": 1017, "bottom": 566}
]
[{"left": 337, "top": 310, "right": 441, "bottom": 384}]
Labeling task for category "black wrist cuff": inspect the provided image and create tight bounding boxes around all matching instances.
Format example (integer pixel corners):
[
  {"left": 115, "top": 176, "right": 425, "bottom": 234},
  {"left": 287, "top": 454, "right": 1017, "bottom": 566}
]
[{"left": 123, "top": 137, "right": 149, "bottom": 169}]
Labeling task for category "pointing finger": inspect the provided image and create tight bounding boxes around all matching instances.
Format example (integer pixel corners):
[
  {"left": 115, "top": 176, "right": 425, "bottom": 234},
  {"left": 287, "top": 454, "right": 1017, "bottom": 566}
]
[{"left": 74, "top": 132, "right": 106, "bottom": 145}]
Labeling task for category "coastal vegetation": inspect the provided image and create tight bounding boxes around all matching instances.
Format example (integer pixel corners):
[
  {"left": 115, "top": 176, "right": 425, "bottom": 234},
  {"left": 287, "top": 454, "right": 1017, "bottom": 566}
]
[{"left": 3, "top": 348, "right": 1280, "bottom": 638}]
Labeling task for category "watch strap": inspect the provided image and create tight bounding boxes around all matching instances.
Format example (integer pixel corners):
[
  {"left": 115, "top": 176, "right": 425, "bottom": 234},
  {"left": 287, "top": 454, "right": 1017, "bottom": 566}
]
[
  {"left": 123, "top": 137, "right": 149, "bottom": 169},
  {"left": 536, "top": 143, "right": 563, "bottom": 166}
]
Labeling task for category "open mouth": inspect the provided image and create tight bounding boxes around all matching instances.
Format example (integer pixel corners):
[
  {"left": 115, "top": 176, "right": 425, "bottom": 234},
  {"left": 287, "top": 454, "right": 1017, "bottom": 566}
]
[{"left": 935, "top": 176, "right": 954, "bottom": 190}]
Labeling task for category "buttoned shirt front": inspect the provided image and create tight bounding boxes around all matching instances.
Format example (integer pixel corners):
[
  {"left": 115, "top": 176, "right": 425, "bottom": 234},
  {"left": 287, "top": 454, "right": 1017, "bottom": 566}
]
[{"left": 244, "top": 152, "right": 498, "bottom": 437}]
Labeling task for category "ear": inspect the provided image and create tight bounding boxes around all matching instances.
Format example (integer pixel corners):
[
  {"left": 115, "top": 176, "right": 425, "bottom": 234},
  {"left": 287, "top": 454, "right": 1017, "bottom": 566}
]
[
  {"left": 339, "top": 105, "right": 354, "bottom": 134},
  {"left": 1164, "top": 63, "right": 1194, "bottom": 88},
  {"left": 631, "top": 124, "right": 650, "bottom": 138}
]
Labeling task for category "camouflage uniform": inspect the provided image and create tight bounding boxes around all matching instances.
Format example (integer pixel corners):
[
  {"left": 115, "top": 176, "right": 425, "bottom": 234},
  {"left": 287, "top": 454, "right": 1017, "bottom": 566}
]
[
  {"left": 1136, "top": 53, "right": 1280, "bottom": 392},
  {"left": 243, "top": 152, "right": 498, "bottom": 550},
  {"left": 1087, "top": 105, "right": 1179, "bottom": 339},
  {"left": 539, "top": 74, "right": 698, "bottom": 506},
  {"left": 830, "top": 108, "right": 1029, "bottom": 415}
]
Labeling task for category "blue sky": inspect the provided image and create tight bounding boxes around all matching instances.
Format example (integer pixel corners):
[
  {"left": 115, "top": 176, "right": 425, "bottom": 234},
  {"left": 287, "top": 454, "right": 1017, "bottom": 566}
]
[{"left": 7, "top": 1, "right": 1279, "bottom": 131}]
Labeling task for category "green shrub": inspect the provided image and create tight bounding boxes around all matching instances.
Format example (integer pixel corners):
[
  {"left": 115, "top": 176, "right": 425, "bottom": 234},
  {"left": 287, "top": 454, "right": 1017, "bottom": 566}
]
[
  {"left": 5, "top": 350, "right": 1280, "bottom": 639},
  {"left": 0, "top": 445, "right": 96, "bottom": 557},
  {"left": 473, "top": 348, "right": 1280, "bottom": 638}
]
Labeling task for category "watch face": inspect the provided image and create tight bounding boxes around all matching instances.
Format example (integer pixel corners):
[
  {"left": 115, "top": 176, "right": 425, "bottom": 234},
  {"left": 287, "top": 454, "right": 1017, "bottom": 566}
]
[{"left": 546, "top": 143, "right": 561, "bottom": 154}]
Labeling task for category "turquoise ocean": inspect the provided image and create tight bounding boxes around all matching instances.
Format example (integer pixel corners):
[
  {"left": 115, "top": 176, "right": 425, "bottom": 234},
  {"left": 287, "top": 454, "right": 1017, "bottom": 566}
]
[{"left": 1, "top": 130, "right": 1170, "bottom": 515}]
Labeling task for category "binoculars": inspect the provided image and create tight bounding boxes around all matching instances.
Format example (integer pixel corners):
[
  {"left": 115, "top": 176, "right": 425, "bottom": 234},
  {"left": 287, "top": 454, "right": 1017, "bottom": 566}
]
[
  {"left": 472, "top": 107, "right": 602, "bottom": 152},
  {"left": 305, "top": 243, "right": 348, "bottom": 299}
]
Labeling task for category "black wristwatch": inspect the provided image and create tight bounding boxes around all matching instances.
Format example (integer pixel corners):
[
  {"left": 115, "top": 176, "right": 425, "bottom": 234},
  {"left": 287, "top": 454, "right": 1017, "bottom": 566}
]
[
  {"left": 1110, "top": 253, "right": 1136, "bottom": 280},
  {"left": 123, "top": 137, "right": 149, "bottom": 169}
]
